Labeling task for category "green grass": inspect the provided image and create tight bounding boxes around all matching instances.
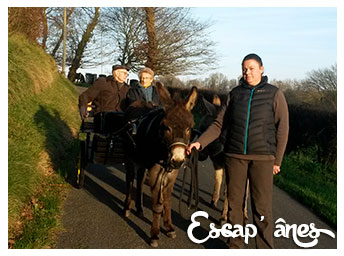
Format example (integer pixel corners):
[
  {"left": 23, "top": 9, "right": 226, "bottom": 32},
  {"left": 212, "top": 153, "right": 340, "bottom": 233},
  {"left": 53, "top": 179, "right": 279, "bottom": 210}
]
[
  {"left": 274, "top": 147, "right": 337, "bottom": 228},
  {"left": 11, "top": 175, "right": 67, "bottom": 249},
  {"left": 8, "top": 34, "right": 81, "bottom": 248}
]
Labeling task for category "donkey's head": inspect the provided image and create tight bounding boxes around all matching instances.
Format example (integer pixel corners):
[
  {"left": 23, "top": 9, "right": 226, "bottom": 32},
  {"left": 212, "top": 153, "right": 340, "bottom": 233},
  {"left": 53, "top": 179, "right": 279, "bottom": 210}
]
[{"left": 156, "top": 82, "right": 197, "bottom": 169}]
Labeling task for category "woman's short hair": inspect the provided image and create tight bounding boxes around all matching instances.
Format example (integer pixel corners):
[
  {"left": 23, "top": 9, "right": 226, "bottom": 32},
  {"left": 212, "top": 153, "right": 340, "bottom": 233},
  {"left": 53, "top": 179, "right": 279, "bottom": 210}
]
[
  {"left": 242, "top": 53, "right": 263, "bottom": 66},
  {"left": 139, "top": 67, "right": 154, "bottom": 78}
]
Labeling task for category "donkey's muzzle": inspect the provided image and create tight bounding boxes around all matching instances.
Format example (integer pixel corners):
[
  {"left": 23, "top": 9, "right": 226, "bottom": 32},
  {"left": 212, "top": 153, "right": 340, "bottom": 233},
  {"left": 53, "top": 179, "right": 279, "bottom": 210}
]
[
  {"left": 169, "top": 158, "right": 184, "bottom": 169},
  {"left": 169, "top": 141, "right": 188, "bottom": 169}
]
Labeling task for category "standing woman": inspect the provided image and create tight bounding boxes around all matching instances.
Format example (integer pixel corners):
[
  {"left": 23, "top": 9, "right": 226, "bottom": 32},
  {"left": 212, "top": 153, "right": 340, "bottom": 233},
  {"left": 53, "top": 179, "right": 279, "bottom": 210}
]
[
  {"left": 127, "top": 67, "right": 161, "bottom": 107},
  {"left": 188, "top": 53, "right": 289, "bottom": 249}
]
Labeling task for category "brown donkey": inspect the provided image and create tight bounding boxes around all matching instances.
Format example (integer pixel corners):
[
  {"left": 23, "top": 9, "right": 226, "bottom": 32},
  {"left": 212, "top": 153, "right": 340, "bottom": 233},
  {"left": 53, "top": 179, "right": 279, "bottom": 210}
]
[{"left": 123, "top": 82, "right": 197, "bottom": 247}]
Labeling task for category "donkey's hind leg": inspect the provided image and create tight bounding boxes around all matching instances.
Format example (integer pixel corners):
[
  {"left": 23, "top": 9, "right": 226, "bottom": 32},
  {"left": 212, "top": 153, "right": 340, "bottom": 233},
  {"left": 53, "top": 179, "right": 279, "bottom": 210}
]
[
  {"left": 220, "top": 177, "right": 249, "bottom": 226},
  {"left": 243, "top": 179, "right": 249, "bottom": 226},
  {"left": 210, "top": 154, "right": 224, "bottom": 209},
  {"left": 136, "top": 167, "right": 147, "bottom": 218},
  {"left": 220, "top": 180, "right": 228, "bottom": 226},
  {"left": 211, "top": 168, "right": 224, "bottom": 208},
  {"left": 124, "top": 158, "right": 135, "bottom": 217}
]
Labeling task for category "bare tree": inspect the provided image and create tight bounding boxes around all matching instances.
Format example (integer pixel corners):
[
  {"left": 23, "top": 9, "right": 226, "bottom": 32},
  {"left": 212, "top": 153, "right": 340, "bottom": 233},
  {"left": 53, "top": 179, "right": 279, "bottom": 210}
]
[
  {"left": 158, "top": 75, "right": 185, "bottom": 88},
  {"left": 306, "top": 64, "right": 337, "bottom": 91},
  {"left": 185, "top": 79, "right": 205, "bottom": 88},
  {"left": 204, "top": 72, "right": 229, "bottom": 90},
  {"left": 105, "top": 7, "right": 217, "bottom": 76},
  {"left": 141, "top": 8, "right": 217, "bottom": 76},
  {"left": 305, "top": 64, "right": 337, "bottom": 111},
  {"left": 101, "top": 7, "right": 145, "bottom": 71},
  {"left": 67, "top": 7, "right": 100, "bottom": 82}
]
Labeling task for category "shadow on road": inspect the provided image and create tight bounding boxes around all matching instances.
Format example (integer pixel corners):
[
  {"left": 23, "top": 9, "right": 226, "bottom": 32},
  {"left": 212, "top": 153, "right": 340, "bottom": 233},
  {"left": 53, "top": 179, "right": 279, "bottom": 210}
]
[
  {"left": 82, "top": 171, "right": 151, "bottom": 245},
  {"left": 80, "top": 162, "right": 228, "bottom": 248}
]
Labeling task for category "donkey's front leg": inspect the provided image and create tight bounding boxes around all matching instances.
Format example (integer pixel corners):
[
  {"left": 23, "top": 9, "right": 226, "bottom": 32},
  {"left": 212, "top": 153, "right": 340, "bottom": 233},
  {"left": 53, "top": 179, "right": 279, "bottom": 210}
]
[
  {"left": 150, "top": 207, "right": 162, "bottom": 248},
  {"left": 148, "top": 164, "right": 164, "bottom": 247},
  {"left": 163, "top": 169, "right": 178, "bottom": 239}
]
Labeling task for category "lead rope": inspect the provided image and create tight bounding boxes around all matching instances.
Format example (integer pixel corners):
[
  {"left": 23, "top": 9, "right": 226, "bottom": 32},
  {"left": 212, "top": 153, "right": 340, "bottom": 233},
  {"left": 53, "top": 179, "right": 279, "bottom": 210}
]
[
  {"left": 190, "top": 147, "right": 199, "bottom": 210},
  {"left": 179, "top": 164, "right": 188, "bottom": 215},
  {"left": 178, "top": 147, "right": 199, "bottom": 216},
  {"left": 158, "top": 163, "right": 171, "bottom": 204}
]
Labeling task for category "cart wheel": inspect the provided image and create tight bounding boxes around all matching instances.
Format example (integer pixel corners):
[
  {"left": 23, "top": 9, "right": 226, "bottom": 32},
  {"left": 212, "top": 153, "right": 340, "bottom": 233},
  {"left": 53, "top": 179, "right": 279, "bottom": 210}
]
[{"left": 76, "top": 140, "right": 86, "bottom": 188}]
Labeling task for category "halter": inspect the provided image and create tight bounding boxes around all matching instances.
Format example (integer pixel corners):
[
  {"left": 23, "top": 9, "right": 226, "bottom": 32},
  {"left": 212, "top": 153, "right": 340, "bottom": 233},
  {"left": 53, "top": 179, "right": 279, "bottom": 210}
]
[{"left": 168, "top": 141, "right": 188, "bottom": 149}]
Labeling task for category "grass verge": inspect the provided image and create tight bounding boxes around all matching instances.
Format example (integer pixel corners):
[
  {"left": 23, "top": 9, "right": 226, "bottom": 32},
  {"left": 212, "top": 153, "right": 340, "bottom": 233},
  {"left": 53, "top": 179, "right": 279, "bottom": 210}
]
[
  {"left": 8, "top": 34, "right": 81, "bottom": 248},
  {"left": 9, "top": 174, "right": 69, "bottom": 249},
  {"left": 274, "top": 147, "right": 337, "bottom": 229}
]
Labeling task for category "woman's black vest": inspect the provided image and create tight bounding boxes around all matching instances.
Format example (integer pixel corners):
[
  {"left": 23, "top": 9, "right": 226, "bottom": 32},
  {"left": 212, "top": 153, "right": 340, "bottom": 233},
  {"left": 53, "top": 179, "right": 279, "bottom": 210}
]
[{"left": 222, "top": 77, "right": 278, "bottom": 155}]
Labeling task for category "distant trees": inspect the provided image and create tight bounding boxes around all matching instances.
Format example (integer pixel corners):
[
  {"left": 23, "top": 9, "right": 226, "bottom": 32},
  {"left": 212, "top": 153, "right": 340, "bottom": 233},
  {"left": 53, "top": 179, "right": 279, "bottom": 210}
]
[
  {"left": 283, "top": 64, "right": 337, "bottom": 112},
  {"left": 303, "top": 64, "right": 337, "bottom": 111},
  {"left": 9, "top": 7, "right": 217, "bottom": 82},
  {"left": 306, "top": 64, "right": 337, "bottom": 91},
  {"left": 158, "top": 75, "right": 185, "bottom": 88},
  {"left": 203, "top": 73, "right": 239, "bottom": 91}
]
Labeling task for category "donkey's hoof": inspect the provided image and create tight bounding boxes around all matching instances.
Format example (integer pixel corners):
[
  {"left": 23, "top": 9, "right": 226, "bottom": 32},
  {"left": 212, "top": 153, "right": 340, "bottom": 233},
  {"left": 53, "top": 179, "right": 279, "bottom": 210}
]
[
  {"left": 136, "top": 210, "right": 144, "bottom": 219},
  {"left": 166, "top": 230, "right": 176, "bottom": 239},
  {"left": 244, "top": 217, "right": 249, "bottom": 227},
  {"left": 219, "top": 218, "right": 227, "bottom": 226},
  {"left": 150, "top": 239, "right": 159, "bottom": 248},
  {"left": 210, "top": 200, "right": 218, "bottom": 209},
  {"left": 124, "top": 209, "right": 131, "bottom": 218}
]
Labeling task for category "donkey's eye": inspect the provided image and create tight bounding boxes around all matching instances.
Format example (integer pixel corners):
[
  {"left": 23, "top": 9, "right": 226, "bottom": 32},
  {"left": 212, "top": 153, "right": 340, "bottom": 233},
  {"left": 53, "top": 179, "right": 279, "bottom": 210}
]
[
  {"left": 165, "top": 126, "right": 172, "bottom": 134},
  {"left": 185, "top": 128, "right": 191, "bottom": 135}
]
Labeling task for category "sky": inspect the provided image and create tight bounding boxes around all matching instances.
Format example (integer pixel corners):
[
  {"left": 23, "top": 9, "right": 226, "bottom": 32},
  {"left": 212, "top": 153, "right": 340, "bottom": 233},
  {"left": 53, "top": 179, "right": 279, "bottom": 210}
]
[
  {"left": 186, "top": 7, "right": 337, "bottom": 81},
  {"left": 79, "top": 6, "right": 337, "bottom": 82}
]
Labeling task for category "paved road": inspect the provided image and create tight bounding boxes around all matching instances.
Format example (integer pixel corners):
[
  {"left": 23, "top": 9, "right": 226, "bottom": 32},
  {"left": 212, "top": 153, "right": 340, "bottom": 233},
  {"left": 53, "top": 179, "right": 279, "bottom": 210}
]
[{"left": 56, "top": 157, "right": 337, "bottom": 249}]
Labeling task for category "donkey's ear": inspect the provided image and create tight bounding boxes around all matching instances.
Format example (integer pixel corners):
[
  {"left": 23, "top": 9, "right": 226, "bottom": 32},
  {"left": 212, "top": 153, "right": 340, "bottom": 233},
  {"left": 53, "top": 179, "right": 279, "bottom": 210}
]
[
  {"left": 202, "top": 95, "right": 217, "bottom": 115},
  {"left": 156, "top": 81, "right": 173, "bottom": 106},
  {"left": 212, "top": 94, "right": 221, "bottom": 106},
  {"left": 185, "top": 86, "right": 198, "bottom": 111}
]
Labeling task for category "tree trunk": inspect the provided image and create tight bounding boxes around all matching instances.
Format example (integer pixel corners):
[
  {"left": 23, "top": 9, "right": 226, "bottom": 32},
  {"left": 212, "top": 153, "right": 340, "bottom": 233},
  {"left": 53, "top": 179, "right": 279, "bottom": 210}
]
[
  {"left": 68, "top": 7, "right": 100, "bottom": 82},
  {"left": 144, "top": 7, "right": 158, "bottom": 73}
]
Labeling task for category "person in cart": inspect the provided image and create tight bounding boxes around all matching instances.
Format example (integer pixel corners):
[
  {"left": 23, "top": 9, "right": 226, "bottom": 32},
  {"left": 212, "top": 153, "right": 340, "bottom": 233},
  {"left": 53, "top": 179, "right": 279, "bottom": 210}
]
[
  {"left": 78, "top": 65, "right": 130, "bottom": 133},
  {"left": 126, "top": 67, "right": 161, "bottom": 107}
]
